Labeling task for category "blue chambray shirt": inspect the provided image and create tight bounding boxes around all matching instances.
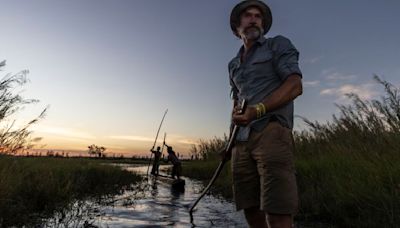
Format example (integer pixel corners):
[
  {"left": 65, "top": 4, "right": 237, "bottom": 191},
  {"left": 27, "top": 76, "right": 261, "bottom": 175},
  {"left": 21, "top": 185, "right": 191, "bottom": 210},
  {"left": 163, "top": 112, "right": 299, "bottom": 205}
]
[{"left": 228, "top": 35, "right": 302, "bottom": 141}]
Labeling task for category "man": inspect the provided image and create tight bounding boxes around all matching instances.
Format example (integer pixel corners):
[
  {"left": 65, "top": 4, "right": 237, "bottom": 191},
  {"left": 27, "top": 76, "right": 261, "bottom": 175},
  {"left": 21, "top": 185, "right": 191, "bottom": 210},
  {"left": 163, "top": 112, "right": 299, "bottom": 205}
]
[
  {"left": 228, "top": 1, "right": 303, "bottom": 228},
  {"left": 150, "top": 146, "right": 162, "bottom": 175},
  {"left": 164, "top": 144, "right": 182, "bottom": 179}
]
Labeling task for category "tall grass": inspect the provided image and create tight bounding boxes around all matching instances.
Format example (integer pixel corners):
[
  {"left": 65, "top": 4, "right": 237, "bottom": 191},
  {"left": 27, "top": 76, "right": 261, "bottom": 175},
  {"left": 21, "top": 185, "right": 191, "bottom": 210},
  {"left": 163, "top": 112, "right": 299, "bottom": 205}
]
[
  {"left": 0, "top": 156, "right": 142, "bottom": 227},
  {"left": 184, "top": 76, "right": 400, "bottom": 227},
  {"left": 0, "top": 61, "right": 47, "bottom": 155},
  {"left": 294, "top": 75, "right": 400, "bottom": 227}
]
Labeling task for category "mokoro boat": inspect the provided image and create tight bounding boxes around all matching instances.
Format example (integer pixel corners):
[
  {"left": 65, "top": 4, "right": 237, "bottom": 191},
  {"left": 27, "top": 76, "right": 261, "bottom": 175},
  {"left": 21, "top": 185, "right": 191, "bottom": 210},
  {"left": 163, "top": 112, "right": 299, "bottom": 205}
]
[{"left": 152, "top": 173, "right": 185, "bottom": 192}]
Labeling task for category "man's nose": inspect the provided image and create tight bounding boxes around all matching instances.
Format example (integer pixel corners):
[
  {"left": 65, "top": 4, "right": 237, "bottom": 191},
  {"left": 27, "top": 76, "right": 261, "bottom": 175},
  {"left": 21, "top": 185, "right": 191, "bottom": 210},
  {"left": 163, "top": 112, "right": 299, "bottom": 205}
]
[{"left": 249, "top": 21, "right": 257, "bottom": 27}]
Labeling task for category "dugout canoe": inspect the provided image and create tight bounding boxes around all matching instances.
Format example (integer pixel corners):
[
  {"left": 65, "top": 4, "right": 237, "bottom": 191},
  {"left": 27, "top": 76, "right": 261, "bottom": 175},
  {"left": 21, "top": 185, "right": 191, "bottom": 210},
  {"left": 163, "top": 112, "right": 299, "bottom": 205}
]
[{"left": 152, "top": 173, "right": 185, "bottom": 192}]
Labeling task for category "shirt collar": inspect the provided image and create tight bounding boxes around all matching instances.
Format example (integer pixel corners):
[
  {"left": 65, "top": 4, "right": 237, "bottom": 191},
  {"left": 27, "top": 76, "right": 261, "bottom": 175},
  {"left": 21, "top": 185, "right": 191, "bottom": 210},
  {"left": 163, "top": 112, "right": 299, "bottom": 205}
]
[
  {"left": 235, "top": 36, "right": 267, "bottom": 58},
  {"left": 256, "top": 36, "right": 266, "bottom": 45}
]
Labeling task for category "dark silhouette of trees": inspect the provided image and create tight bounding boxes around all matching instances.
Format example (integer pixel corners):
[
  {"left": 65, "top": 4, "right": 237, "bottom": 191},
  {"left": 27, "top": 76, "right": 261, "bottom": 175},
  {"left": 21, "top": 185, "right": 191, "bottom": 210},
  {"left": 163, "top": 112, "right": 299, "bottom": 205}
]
[{"left": 87, "top": 144, "right": 106, "bottom": 158}]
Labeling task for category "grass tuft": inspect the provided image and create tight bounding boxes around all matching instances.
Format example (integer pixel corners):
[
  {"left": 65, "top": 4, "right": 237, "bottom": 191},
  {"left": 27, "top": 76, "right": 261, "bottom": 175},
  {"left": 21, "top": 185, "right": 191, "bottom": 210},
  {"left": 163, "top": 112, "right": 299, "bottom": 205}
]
[{"left": 0, "top": 156, "right": 141, "bottom": 227}]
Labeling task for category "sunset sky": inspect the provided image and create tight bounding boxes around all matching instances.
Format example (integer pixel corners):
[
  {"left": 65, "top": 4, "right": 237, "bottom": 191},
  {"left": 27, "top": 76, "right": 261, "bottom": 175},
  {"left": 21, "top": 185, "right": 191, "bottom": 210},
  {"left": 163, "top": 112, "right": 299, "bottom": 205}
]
[{"left": 1, "top": 0, "right": 399, "bottom": 156}]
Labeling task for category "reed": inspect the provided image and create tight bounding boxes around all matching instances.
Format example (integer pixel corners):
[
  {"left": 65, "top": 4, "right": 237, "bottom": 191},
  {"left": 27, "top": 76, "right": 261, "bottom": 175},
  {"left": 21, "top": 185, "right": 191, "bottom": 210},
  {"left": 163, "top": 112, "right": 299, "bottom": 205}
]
[
  {"left": 294, "top": 75, "right": 400, "bottom": 227},
  {"left": 0, "top": 156, "right": 142, "bottom": 227},
  {"left": 184, "top": 75, "right": 400, "bottom": 227}
]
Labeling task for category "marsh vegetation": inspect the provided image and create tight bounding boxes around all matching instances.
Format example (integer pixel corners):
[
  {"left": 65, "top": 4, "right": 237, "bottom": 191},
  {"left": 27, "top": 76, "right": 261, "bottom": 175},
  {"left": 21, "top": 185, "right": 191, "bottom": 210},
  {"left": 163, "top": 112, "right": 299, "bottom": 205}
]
[{"left": 184, "top": 76, "right": 400, "bottom": 227}]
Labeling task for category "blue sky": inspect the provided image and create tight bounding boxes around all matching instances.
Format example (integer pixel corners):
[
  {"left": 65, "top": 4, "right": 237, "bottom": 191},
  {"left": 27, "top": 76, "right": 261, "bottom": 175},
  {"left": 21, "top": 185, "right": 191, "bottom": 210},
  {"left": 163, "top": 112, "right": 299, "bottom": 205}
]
[{"left": 1, "top": 0, "right": 399, "bottom": 156}]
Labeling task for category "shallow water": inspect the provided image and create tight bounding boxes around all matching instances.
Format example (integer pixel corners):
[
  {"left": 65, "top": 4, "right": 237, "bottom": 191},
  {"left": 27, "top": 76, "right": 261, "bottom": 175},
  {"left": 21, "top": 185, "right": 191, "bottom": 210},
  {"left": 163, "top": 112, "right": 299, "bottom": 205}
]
[{"left": 44, "top": 164, "right": 247, "bottom": 228}]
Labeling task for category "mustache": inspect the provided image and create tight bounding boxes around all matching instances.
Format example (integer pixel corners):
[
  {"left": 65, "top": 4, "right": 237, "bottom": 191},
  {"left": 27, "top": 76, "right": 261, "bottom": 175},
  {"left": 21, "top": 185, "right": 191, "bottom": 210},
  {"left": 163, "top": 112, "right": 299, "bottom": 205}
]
[{"left": 244, "top": 25, "right": 261, "bottom": 32}]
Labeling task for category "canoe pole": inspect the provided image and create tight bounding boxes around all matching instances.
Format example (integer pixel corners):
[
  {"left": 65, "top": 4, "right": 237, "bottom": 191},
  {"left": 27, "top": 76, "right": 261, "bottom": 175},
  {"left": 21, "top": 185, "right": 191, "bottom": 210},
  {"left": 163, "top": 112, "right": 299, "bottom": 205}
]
[
  {"left": 147, "top": 109, "right": 168, "bottom": 176},
  {"left": 189, "top": 99, "right": 247, "bottom": 215}
]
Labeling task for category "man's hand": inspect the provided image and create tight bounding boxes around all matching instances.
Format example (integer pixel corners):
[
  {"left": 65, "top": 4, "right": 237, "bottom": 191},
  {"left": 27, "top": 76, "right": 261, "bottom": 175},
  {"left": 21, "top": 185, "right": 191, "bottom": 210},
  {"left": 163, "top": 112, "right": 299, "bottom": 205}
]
[
  {"left": 232, "top": 105, "right": 257, "bottom": 126},
  {"left": 219, "top": 148, "right": 232, "bottom": 161}
]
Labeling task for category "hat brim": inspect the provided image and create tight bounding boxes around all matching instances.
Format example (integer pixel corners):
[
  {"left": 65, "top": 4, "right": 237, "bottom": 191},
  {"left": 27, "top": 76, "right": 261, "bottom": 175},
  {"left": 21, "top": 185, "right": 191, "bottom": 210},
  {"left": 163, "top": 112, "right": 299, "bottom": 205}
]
[{"left": 230, "top": 1, "right": 272, "bottom": 37}]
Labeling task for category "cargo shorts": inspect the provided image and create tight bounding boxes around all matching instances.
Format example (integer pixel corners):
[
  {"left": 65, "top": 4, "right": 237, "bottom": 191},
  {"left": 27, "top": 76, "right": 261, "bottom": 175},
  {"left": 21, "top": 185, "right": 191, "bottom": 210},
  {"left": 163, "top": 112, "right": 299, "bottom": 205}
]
[{"left": 231, "top": 121, "right": 298, "bottom": 215}]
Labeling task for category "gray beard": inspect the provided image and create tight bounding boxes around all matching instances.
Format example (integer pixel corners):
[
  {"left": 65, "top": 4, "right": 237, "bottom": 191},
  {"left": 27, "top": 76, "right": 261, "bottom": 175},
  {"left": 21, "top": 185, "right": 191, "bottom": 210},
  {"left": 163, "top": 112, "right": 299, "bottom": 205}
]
[{"left": 242, "top": 27, "right": 263, "bottom": 41}]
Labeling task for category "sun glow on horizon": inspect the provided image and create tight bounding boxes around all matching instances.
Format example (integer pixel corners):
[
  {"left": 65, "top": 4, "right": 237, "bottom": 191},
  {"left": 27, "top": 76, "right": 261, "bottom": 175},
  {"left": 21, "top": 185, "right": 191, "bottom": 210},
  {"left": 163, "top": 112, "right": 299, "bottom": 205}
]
[{"left": 30, "top": 125, "right": 201, "bottom": 157}]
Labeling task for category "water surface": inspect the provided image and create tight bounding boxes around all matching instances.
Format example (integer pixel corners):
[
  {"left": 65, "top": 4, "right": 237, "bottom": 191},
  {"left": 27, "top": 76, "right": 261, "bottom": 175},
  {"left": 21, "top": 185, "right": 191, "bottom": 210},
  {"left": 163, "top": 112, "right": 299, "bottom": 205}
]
[{"left": 45, "top": 164, "right": 247, "bottom": 227}]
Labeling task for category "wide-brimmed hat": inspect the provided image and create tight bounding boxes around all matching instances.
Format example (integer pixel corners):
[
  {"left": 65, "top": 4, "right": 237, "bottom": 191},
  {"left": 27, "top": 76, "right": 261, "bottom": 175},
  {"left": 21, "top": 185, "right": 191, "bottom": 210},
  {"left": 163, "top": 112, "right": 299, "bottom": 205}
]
[{"left": 230, "top": 0, "right": 272, "bottom": 38}]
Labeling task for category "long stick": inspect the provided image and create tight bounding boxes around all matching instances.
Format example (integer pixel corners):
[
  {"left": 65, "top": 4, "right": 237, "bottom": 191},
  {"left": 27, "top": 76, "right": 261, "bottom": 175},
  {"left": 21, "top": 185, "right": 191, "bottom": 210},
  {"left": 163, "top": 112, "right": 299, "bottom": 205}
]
[
  {"left": 189, "top": 100, "right": 246, "bottom": 215},
  {"left": 161, "top": 132, "right": 166, "bottom": 154},
  {"left": 147, "top": 109, "right": 168, "bottom": 176}
]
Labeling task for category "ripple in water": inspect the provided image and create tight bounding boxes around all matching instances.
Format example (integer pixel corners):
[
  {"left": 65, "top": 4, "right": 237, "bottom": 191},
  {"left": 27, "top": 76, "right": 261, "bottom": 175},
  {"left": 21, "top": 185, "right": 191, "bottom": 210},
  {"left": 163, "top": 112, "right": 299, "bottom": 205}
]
[{"left": 44, "top": 165, "right": 247, "bottom": 228}]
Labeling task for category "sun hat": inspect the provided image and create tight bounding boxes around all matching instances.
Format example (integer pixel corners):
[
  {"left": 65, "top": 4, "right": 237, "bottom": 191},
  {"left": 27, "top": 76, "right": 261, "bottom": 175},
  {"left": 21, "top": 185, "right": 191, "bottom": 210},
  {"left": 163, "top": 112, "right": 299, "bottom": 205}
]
[{"left": 230, "top": 0, "right": 272, "bottom": 37}]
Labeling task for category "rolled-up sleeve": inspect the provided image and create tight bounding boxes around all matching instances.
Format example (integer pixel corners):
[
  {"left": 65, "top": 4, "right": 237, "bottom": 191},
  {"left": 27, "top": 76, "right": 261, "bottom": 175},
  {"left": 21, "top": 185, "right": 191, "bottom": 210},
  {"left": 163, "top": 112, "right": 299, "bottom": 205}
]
[{"left": 272, "top": 35, "right": 302, "bottom": 81}]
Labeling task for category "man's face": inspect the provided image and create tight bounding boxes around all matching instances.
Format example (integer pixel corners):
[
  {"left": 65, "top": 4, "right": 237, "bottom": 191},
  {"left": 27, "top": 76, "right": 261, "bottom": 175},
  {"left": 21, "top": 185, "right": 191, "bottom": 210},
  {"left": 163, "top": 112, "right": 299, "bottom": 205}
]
[{"left": 237, "top": 7, "right": 263, "bottom": 40}]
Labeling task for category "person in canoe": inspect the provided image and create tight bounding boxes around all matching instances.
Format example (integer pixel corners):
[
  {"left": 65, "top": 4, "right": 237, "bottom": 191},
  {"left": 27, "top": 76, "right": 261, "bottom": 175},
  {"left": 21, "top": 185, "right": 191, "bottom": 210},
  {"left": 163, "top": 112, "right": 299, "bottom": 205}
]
[
  {"left": 164, "top": 143, "right": 182, "bottom": 180},
  {"left": 150, "top": 146, "right": 162, "bottom": 175}
]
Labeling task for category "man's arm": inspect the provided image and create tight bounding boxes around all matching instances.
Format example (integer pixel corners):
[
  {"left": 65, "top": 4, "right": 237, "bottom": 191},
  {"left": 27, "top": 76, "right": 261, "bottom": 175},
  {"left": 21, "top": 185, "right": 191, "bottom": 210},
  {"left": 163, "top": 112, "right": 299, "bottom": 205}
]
[
  {"left": 262, "top": 73, "right": 302, "bottom": 111},
  {"left": 232, "top": 74, "right": 302, "bottom": 126}
]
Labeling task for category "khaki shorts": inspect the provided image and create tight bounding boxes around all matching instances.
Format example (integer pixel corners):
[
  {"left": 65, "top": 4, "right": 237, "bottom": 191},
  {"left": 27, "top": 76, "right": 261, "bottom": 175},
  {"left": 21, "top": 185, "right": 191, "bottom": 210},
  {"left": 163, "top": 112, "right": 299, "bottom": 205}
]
[{"left": 231, "top": 121, "right": 298, "bottom": 215}]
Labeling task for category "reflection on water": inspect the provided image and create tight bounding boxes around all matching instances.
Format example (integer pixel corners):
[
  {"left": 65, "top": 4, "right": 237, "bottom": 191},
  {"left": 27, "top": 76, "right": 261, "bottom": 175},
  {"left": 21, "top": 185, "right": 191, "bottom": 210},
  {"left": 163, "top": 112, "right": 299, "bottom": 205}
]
[{"left": 44, "top": 165, "right": 246, "bottom": 227}]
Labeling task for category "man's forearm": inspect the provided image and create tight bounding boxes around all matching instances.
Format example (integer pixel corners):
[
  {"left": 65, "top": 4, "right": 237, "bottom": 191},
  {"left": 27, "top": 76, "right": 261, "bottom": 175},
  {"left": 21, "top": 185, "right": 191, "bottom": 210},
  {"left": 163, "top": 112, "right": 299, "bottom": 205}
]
[
  {"left": 231, "top": 74, "right": 302, "bottom": 126},
  {"left": 261, "top": 74, "right": 302, "bottom": 112}
]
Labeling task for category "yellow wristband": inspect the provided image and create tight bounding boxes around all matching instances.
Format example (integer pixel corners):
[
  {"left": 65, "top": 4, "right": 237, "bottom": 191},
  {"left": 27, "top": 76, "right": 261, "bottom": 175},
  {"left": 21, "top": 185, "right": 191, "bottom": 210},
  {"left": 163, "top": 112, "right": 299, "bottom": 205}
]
[
  {"left": 255, "top": 104, "right": 261, "bottom": 119},
  {"left": 255, "top": 103, "right": 266, "bottom": 119},
  {"left": 259, "top": 102, "right": 266, "bottom": 116}
]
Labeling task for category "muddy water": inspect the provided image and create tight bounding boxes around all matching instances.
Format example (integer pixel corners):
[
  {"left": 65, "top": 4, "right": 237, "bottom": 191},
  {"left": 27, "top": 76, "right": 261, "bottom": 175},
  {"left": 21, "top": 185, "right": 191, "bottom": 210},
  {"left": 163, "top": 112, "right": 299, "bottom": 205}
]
[{"left": 44, "top": 164, "right": 247, "bottom": 227}]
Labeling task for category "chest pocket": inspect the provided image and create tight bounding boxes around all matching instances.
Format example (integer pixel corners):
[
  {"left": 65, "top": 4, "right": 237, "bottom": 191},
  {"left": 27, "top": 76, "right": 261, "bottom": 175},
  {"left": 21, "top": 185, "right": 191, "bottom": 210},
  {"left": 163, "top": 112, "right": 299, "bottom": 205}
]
[
  {"left": 249, "top": 50, "right": 275, "bottom": 76},
  {"left": 252, "top": 50, "right": 273, "bottom": 63}
]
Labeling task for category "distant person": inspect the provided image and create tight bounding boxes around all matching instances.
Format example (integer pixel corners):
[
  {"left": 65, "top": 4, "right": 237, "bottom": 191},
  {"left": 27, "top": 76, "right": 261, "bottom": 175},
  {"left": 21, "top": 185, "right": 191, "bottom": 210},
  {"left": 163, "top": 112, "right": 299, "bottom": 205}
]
[
  {"left": 150, "top": 146, "right": 162, "bottom": 175},
  {"left": 164, "top": 144, "right": 182, "bottom": 179},
  {"left": 227, "top": 1, "right": 303, "bottom": 228}
]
